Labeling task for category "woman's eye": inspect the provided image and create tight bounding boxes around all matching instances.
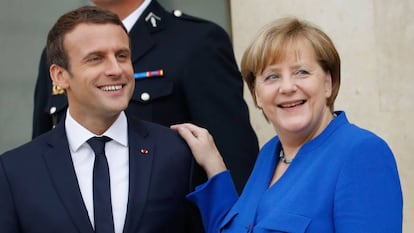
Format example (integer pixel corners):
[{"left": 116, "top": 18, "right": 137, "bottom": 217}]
[
  {"left": 264, "top": 74, "right": 279, "bottom": 81},
  {"left": 295, "top": 69, "right": 309, "bottom": 76}
]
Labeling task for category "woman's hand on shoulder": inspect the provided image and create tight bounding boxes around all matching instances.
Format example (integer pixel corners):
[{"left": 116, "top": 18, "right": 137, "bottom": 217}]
[{"left": 171, "top": 123, "right": 227, "bottom": 178}]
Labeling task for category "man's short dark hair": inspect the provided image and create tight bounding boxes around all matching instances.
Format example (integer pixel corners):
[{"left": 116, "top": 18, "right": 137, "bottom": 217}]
[{"left": 46, "top": 6, "right": 128, "bottom": 70}]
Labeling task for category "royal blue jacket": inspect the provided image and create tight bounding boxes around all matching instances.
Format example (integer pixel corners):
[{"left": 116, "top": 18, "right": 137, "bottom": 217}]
[{"left": 188, "top": 111, "right": 403, "bottom": 233}]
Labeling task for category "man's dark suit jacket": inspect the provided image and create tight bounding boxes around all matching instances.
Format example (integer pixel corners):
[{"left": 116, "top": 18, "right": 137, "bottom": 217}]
[
  {"left": 32, "top": 0, "right": 259, "bottom": 193},
  {"left": 0, "top": 116, "right": 198, "bottom": 233}
]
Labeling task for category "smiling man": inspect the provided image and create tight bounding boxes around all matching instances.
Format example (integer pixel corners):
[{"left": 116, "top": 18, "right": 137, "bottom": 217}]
[
  {"left": 49, "top": 11, "right": 134, "bottom": 135},
  {"left": 0, "top": 6, "right": 199, "bottom": 233}
]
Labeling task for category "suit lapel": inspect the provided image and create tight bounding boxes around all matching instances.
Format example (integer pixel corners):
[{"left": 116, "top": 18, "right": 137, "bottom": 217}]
[
  {"left": 129, "top": 1, "right": 168, "bottom": 64},
  {"left": 42, "top": 123, "right": 94, "bottom": 233},
  {"left": 123, "top": 117, "right": 154, "bottom": 233}
]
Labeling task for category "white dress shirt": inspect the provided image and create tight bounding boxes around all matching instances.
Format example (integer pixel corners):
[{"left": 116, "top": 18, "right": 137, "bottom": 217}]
[
  {"left": 65, "top": 110, "right": 129, "bottom": 233},
  {"left": 122, "top": 0, "right": 152, "bottom": 32}
]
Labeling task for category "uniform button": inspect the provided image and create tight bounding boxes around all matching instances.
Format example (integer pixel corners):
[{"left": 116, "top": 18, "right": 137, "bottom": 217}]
[
  {"left": 141, "top": 92, "right": 150, "bottom": 101},
  {"left": 50, "top": 106, "right": 57, "bottom": 115},
  {"left": 173, "top": 10, "right": 182, "bottom": 17}
]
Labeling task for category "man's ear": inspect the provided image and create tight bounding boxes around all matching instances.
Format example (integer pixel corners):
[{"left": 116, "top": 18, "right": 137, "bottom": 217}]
[{"left": 50, "top": 64, "right": 69, "bottom": 89}]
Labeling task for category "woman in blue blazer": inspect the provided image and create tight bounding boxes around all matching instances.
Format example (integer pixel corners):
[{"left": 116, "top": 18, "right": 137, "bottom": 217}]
[{"left": 172, "top": 17, "right": 403, "bottom": 233}]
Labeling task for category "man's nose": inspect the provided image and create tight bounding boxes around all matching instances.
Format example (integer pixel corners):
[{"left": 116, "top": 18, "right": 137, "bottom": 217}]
[{"left": 105, "top": 57, "right": 123, "bottom": 76}]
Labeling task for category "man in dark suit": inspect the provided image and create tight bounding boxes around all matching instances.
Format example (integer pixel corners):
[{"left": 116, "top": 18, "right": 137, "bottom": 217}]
[
  {"left": 32, "top": 0, "right": 259, "bottom": 193},
  {"left": 1, "top": 6, "right": 198, "bottom": 233}
]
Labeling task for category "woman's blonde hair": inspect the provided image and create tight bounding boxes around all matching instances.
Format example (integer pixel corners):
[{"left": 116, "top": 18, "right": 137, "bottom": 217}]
[{"left": 241, "top": 17, "right": 340, "bottom": 112}]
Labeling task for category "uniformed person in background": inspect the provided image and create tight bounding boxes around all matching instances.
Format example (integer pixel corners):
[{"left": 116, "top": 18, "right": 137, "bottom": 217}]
[{"left": 32, "top": 0, "right": 259, "bottom": 194}]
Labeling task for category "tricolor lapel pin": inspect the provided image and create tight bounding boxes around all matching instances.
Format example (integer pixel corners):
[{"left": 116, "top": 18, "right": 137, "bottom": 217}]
[{"left": 140, "top": 148, "right": 149, "bottom": 155}]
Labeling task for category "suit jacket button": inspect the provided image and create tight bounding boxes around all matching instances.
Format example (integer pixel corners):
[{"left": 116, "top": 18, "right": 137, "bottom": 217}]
[
  {"left": 49, "top": 106, "right": 57, "bottom": 115},
  {"left": 141, "top": 92, "right": 150, "bottom": 102},
  {"left": 173, "top": 10, "right": 182, "bottom": 17}
]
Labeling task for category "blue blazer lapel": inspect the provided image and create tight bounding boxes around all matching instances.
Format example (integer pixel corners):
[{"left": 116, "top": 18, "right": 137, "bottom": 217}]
[
  {"left": 42, "top": 123, "right": 94, "bottom": 233},
  {"left": 123, "top": 117, "right": 154, "bottom": 233}
]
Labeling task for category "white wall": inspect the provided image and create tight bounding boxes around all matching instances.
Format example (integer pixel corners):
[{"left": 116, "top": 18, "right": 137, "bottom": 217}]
[{"left": 230, "top": 0, "right": 413, "bottom": 231}]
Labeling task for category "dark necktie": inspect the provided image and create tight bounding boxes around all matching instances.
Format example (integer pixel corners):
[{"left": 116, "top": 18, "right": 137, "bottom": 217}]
[{"left": 87, "top": 136, "right": 115, "bottom": 233}]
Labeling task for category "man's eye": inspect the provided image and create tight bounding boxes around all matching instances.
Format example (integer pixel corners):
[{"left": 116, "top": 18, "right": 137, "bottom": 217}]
[
  {"left": 117, "top": 53, "right": 130, "bottom": 60},
  {"left": 87, "top": 56, "right": 101, "bottom": 62},
  {"left": 117, "top": 54, "right": 127, "bottom": 59}
]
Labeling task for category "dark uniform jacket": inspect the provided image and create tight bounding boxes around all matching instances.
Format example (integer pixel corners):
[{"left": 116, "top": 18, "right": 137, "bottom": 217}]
[
  {"left": 0, "top": 116, "right": 199, "bottom": 233},
  {"left": 32, "top": 0, "right": 259, "bottom": 193}
]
